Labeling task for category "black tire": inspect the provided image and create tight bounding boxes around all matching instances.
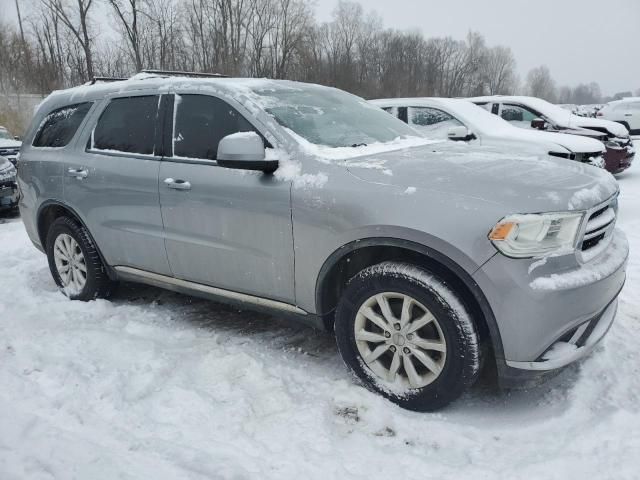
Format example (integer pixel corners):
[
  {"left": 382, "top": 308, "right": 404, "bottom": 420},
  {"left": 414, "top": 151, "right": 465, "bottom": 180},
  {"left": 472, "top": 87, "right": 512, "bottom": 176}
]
[
  {"left": 45, "top": 216, "right": 116, "bottom": 301},
  {"left": 334, "top": 262, "right": 481, "bottom": 411}
]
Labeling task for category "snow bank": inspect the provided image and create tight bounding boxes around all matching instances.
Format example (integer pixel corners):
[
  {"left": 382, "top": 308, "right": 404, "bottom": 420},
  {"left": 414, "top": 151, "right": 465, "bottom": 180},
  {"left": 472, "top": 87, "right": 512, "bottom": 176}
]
[{"left": 2, "top": 155, "right": 640, "bottom": 480}]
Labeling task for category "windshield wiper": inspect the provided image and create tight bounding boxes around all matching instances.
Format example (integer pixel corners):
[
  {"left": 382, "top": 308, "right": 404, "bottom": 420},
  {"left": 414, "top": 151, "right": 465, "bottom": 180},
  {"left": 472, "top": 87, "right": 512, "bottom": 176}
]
[{"left": 350, "top": 143, "right": 368, "bottom": 147}]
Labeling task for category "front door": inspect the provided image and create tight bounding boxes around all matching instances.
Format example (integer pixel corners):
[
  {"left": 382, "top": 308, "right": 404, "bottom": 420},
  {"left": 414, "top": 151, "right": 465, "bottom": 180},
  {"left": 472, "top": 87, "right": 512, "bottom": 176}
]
[
  {"left": 159, "top": 93, "right": 295, "bottom": 303},
  {"left": 64, "top": 93, "right": 171, "bottom": 275}
]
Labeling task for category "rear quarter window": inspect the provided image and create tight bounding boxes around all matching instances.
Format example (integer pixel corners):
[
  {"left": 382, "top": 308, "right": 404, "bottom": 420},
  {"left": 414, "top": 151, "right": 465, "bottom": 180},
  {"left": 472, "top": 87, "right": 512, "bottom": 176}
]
[{"left": 32, "top": 103, "right": 93, "bottom": 148}]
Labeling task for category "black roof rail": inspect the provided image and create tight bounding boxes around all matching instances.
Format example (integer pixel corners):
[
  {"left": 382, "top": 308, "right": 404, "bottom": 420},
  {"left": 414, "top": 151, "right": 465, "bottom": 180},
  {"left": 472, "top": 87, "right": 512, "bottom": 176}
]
[
  {"left": 139, "top": 69, "right": 228, "bottom": 78},
  {"left": 90, "top": 76, "right": 128, "bottom": 84}
]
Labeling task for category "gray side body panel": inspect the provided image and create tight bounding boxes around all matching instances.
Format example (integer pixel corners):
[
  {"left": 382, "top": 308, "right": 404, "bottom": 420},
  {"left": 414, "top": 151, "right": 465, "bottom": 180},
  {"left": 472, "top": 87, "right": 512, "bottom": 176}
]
[{"left": 159, "top": 160, "right": 295, "bottom": 303}]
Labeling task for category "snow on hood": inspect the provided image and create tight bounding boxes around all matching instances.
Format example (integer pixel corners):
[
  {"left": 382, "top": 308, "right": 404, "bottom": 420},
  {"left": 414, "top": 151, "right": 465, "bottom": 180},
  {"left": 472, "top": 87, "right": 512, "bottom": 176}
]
[
  {"left": 499, "top": 128, "right": 605, "bottom": 154},
  {"left": 345, "top": 142, "right": 618, "bottom": 213},
  {"left": 568, "top": 115, "right": 629, "bottom": 137}
]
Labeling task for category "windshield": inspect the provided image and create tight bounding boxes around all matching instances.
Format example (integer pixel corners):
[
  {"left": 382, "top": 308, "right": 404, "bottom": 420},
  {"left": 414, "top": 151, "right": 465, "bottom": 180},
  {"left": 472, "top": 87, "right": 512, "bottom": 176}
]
[
  {"left": 251, "top": 84, "right": 420, "bottom": 148},
  {"left": 0, "top": 129, "right": 12, "bottom": 140}
]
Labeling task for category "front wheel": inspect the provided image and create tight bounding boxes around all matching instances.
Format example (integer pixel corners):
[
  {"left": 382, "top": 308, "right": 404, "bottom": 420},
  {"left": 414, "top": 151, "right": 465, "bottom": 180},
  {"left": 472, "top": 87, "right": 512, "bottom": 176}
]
[
  {"left": 46, "top": 216, "right": 116, "bottom": 301},
  {"left": 334, "top": 262, "right": 481, "bottom": 411}
]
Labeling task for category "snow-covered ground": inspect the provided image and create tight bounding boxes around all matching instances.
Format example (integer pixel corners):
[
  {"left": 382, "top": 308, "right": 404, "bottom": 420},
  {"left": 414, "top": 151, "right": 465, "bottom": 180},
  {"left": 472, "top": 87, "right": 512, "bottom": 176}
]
[{"left": 1, "top": 169, "right": 639, "bottom": 480}]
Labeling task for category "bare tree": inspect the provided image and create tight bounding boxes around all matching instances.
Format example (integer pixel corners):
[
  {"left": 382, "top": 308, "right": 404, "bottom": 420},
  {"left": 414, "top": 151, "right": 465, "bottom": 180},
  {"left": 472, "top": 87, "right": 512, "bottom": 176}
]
[
  {"left": 525, "top": 65, "right": 557, "bottom": 102},
  {"left": 482, "top": 45, "right": 517, "bottom": 95},
  {"left": 106, "top": 0, "right": 145, "bottom": 71},
  {"left": 40, "top": 0, "right": 95, "bottom": 80}
]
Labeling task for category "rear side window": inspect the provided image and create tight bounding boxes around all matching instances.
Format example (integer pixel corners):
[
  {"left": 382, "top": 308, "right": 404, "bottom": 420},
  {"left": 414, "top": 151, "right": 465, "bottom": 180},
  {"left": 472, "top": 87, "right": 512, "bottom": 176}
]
[
  {"left": 92, "top": 95, "right": 159, "bottom": 155},
  {"left": 33, "top": 102, "right": 92, "bottom": 148},
  {"left": 173, "top": 94, "right": 258, "bottom": 160}
]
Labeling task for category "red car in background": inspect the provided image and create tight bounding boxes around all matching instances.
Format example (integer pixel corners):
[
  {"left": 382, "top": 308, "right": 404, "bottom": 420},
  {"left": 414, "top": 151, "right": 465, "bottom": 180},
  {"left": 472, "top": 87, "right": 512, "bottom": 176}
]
[{"left": 469, "top": 96, "right": 634, "bottom": 174}]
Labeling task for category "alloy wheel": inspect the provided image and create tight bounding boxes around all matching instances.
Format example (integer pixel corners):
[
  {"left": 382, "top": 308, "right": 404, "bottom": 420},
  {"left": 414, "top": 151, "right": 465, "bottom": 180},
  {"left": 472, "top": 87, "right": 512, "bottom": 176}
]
[
  {"left": 354, "top": 292, "right": 447, "bottom": 390},
  {"left": 53, "top": 233, "right": 87, "bottom": 295}
]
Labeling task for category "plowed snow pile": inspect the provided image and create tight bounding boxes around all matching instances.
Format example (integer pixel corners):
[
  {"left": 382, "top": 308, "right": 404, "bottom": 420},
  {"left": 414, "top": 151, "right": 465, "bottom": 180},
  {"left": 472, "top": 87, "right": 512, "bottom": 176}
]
[{"left": 1, "top": 170, "right": 639, "bottom": 479}]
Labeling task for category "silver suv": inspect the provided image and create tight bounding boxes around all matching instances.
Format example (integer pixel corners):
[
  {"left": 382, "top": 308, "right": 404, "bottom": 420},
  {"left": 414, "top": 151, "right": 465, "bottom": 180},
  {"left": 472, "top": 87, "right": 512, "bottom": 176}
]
[{"left": 17, "top": 73, "right": 628, "bottom": 411}]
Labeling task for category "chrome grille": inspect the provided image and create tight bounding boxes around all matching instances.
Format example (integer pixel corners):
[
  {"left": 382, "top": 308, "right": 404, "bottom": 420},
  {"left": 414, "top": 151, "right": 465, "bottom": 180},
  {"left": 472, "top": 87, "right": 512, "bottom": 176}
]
[{"left": 580, "top": 197, "right": 617, "bottom": 255}]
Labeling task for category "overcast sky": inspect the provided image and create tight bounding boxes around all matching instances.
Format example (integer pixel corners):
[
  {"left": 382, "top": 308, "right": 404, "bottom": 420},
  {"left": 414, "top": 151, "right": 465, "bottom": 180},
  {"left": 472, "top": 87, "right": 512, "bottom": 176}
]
[{"left": 2, "top": 0, "right": 638, "bottom": 96}]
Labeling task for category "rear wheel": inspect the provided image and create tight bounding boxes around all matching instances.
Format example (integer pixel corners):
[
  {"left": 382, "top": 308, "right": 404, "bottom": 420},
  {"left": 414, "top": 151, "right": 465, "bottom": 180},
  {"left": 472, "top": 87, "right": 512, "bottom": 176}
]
[
  {"left": 46, "top": 216, "right": 116, "bottom": 300},
  {"left": 334, "top": 262, "right": 481, "bottom": 411}
]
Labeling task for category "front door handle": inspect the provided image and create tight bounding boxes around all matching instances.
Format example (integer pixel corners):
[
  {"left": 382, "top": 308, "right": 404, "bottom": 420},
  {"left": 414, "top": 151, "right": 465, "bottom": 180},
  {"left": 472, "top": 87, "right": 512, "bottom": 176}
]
[
  {"left": 164, "top": 178, "right": 191, "bottom": 190},
  {"left": 67, "top": 168, "right": 88, "bottom": 179},
  {"left": 624, "top": 113, "right": 633, "bottom": 117}
]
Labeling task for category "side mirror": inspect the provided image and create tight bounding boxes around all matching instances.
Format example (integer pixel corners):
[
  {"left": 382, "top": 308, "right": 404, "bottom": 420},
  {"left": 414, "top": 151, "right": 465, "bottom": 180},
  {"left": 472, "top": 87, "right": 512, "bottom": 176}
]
[
  {"left": 216, "top": 132, "right": 278, "bottom": 173},
  {"left": 447, "top": 125, "right": 472, "bottom": 141},
  {"left": 531, "top": 118, "right": 547, "bottom": 130},
  {"left": 14, "top": 136, "right": 21, "bottom": 141}
]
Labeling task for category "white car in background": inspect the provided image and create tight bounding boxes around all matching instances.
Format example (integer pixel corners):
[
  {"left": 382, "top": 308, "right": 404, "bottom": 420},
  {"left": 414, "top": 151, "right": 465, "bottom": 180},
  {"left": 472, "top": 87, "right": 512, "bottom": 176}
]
[
  {"left": 370, "top": 97, "right": 606, "bottom": 168},
  {"left": 597, "top": 97, "right": 640, "bottom": 136},
  {"left": 0, "top": 126, "right": 21, "bottom": 166}
]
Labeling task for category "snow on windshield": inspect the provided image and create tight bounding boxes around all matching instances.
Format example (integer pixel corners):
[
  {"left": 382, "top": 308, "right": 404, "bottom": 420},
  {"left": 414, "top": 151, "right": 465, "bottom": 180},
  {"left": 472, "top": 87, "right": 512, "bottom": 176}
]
[{"left": 250, "top": 84, "right": 423, "bottom": 149}]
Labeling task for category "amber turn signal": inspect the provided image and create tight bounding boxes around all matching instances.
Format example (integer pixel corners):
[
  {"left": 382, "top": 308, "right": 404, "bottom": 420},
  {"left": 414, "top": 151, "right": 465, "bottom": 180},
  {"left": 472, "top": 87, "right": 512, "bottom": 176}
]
[{"left": 489, "top": 222, "right": 516, "bottom": 241}]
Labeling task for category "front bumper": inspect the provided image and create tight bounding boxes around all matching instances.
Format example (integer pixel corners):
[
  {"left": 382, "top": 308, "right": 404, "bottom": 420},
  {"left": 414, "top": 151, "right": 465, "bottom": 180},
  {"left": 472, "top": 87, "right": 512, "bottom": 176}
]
[
  {"left": 473, "top": 228, "right": 628, "bottom": 382},
  {"left": 0, "top": 181, "right": 18, "bottom": 210},
  {"left": 506, "top": 296, "right": 617, "bottom": 371},
  {"left": 604, "top": 145, "right": 634, "bottom": 174}
]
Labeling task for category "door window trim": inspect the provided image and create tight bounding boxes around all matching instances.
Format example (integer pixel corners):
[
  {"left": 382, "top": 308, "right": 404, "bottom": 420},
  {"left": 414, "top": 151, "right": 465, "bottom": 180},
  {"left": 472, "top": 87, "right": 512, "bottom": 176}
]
[
  {"left": 161, "top": 91, "right": 275, "bottom": 167},
  {"left": 84, "top": 93, "right": 163, "bottom": 160}
]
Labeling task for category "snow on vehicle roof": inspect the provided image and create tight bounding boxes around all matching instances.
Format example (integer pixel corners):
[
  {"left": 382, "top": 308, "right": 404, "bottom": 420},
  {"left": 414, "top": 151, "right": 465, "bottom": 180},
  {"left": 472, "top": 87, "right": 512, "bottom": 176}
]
[{"left": 467, "top": 95, "right": 573, "bottom": 125}]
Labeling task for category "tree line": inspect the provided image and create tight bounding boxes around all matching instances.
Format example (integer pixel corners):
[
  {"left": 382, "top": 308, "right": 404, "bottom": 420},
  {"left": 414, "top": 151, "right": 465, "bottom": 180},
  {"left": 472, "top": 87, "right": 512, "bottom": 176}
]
[{"left": 1, "top": 0, "right": 633, "bottom": 109}]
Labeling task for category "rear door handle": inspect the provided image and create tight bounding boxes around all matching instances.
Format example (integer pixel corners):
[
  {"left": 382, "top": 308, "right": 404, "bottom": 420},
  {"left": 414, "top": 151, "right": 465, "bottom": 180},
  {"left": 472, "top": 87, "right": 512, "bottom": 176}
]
[
  {"left": 67, "top": 168, "right": 88, "bottom": 179},
  {"left": 164, "top": 178, "right": 191, "bottom": 190}
]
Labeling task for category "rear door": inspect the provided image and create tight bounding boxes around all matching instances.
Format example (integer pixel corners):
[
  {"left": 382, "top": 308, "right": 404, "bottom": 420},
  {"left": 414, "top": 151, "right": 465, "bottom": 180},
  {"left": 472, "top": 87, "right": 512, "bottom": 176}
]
[
  {"left": 158, "top": 92, "right": 295, "bottom": 303},
  {"left": 64, "top": 93, "right": 171, "bottom": 275}
]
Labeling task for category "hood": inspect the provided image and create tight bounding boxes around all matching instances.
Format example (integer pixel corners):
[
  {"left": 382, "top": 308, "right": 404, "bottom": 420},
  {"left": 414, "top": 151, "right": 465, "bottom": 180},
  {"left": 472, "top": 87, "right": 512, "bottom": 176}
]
[
  {"left": 0, "top": 138, "right": 21, "bottom": 149},
  {"left": 497, "top": 127, "right": 605, "bottom": 154},
  {"left": 568, "top": 115, "right": 629, "bottom": 137},
  {"left": 345, "top": 142, "right": 618, "bottom": 213}
]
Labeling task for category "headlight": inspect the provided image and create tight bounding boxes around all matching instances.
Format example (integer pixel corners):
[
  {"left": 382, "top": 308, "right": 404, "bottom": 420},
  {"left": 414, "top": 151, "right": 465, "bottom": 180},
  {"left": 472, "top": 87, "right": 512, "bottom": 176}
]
[{"left": 488, "top": 212, "right": 584, "bottom": 258}]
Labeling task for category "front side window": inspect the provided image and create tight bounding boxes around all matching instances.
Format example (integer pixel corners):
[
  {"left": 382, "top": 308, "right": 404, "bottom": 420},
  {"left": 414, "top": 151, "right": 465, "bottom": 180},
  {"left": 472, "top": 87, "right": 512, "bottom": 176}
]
[
  {"left": 0, "top": 129, "right": 12, "bottom": 140},
  {"left": 501, "top": 104, "right": 539, "bottom": 126},
  {"left": 92, "top": 95, "right": 159, "bottom": 155},
  {"left": 408, "top": 107, "right": 464, "bottom": 139},
  {"left": 33, "top": 103, "right": 92, "bottom": 148},
  {"left": 173, "top": 94, "right": 257, "bottom": 160}
]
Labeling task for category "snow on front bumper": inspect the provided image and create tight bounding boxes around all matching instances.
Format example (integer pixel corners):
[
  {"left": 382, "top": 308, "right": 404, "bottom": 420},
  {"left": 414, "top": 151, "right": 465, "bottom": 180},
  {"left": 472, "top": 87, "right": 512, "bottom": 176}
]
[
  {"left": 506, "top": 297, "right": 618, "bottom": 371},
  {"left": 473, "top": 229, "right": 628, "bottom": 366}
]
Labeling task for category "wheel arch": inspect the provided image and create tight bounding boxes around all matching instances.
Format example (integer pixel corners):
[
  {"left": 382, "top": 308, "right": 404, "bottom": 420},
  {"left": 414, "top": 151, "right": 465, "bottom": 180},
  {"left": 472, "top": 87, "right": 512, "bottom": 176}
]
[
  {"left": 315, "top": 237, "right": 505, "bottom": 363},
  {"left": 36, "top": 200, "right": 117, "bottom": 280}
]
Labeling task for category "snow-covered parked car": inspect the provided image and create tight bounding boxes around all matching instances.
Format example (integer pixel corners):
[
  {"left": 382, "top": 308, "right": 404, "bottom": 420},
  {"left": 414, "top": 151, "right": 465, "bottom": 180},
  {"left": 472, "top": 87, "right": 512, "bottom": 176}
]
[
  {"left": 371, "top": 97, "right": 606, "bottom": 168},
  {"left": 0, "top": 126, "right": 21, "bottom": 166},
  {"left": 469, "top": 95, "right": 634, "bottom": 174},
  {"left": 597, "top": 97, "right": 640, "bottom": 136},
  {"left": 17, "top": 72, "right": 628, "bottom": 411},
  {"left": 0, "top": 155, "right": 18, "bottom": 211}
]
